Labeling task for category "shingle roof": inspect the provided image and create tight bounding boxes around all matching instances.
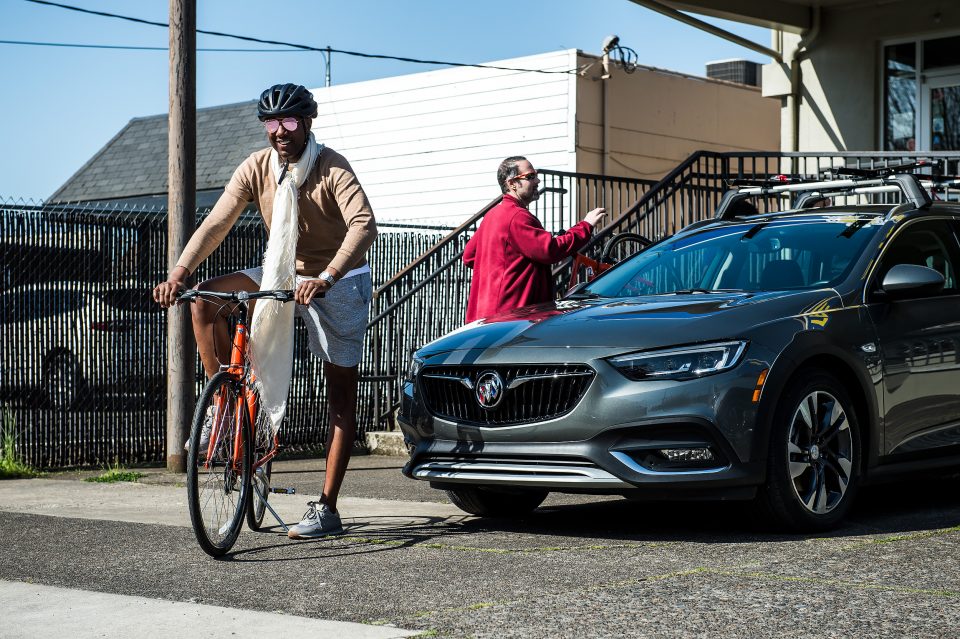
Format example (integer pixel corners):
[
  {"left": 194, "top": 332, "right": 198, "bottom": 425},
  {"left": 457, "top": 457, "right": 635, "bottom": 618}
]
[{"left": 50, "top": 100, "right": 266, "bottom": 203}]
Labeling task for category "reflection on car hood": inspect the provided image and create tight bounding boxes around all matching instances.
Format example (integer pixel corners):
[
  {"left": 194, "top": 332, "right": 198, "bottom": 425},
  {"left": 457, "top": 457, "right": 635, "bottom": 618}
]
[{"left": 419, "top": 290, "right": 840, "bottom": 356}]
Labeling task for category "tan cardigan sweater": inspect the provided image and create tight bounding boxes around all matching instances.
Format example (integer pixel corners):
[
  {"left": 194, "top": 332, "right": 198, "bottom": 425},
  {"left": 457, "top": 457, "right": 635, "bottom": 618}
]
[{"left": 177, "top": 146, "right": 377, "bottom": 277}]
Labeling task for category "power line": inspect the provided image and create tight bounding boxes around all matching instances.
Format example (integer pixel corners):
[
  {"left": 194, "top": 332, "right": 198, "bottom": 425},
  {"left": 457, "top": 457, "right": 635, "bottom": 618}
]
[
  {"left": 24, "top": 0, "right": 579, "bottom": 76},
  {"left": 0, "top": 39, "right": 307, "bottom": 52}
]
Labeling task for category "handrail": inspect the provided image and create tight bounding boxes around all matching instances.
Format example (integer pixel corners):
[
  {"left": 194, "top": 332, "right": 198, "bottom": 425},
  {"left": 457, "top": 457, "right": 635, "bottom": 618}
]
[
  {"left": 373, "top": 195, "right": 500, "bottom": 298},
  {"left": 552, "top": 150, "right": 710, "bottom": 278},
  {"left": 368, "top": 249, "right": 466, "bottom": 326},
  {"left": 372, "top": 168, "right": 656, "bottom": 300}
]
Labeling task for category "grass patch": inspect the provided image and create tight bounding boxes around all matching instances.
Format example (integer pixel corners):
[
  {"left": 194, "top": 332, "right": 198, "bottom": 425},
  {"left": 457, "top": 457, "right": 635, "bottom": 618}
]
[
  {"left": 84, "top": 460, "right": 145, "bottom": 484},
  {"left": 0, "top": 408, "right": 41, "bottom": 479}
]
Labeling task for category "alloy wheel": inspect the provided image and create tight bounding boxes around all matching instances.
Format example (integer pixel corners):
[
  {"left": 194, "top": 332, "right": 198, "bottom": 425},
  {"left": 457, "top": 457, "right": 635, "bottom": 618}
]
[{"left": 786, "top": 390, "right": 854, "bottom": 514}]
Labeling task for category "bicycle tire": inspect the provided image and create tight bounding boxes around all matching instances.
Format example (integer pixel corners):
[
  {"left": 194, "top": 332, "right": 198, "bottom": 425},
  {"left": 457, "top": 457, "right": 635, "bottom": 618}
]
[
  {"left": 186, "top": 371, "right": 252, "bottom": 557},
  {"left": 246, "top": 393, "right": 274, "bottom": 531}
]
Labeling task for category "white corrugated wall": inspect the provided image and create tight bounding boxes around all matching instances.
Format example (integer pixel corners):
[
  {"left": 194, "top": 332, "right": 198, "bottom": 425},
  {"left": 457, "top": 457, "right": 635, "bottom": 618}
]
[{"left": 309, "top": 50, "right": 579, "bottom": 227}]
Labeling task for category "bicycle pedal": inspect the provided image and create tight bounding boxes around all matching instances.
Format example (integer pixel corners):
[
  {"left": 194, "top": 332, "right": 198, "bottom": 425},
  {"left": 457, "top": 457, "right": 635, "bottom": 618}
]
[{"left": 270, "top": 487, "right": 296, "bottom": 494}]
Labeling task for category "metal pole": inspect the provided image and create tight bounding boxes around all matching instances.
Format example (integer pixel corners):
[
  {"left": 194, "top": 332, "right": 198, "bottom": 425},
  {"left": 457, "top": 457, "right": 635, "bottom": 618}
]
[
  {"left": 325, "top": 47, "right": 332, "bottom": 87},
  {"left": 166, "top": 0, "right": 196, "bottom": 473}
]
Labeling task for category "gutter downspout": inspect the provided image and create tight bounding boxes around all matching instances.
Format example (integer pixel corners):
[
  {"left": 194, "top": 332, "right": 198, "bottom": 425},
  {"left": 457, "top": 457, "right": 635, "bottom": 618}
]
[{"left": 789, "top": 5, "right": 821, "bottom": 166}]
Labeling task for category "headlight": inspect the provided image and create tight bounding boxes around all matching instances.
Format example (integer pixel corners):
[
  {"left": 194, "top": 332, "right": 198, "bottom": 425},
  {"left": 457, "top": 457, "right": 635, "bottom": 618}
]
[
  {"left": 607, "top": 341, "right": 747, "bottom": 381},
  {"left": 405, "top": 356, "right": 424, "bottom": 382}
]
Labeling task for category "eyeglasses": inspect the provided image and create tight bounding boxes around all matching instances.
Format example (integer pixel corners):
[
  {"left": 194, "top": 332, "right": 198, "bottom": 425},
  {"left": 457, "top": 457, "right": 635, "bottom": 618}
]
[
  {"left": 512, "top": 170, "right": 539, "bottom": 181},
  {"left": 262, "top": 117, "right": 300, "bottom": 133}
]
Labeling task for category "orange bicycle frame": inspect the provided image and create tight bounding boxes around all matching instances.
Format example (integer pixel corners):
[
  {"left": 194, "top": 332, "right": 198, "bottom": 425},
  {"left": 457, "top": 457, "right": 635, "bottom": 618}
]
[{"left": 204, "top": 313, "right": 279, "bottom": 470}]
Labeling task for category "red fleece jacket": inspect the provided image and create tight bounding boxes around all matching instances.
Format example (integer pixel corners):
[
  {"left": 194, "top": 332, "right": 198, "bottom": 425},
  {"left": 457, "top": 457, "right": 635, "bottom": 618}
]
[{"left": 463, "top": 194, "right": 593, "bottom": 322}]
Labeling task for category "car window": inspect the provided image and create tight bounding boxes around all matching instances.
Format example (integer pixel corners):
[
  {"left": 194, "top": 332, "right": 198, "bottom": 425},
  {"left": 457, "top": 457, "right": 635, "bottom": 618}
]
[
  {"left": 876, "top": 220, "right": 960, "bottom": 293},
  {"left": 0, "top": 289, "right": 87, "bottom": 324},
  {"left": 584, "top": 217, "right": 880, "bottom": 297},
  {"left": 100, "top": 288, "right": 162, "bottom": 314}
]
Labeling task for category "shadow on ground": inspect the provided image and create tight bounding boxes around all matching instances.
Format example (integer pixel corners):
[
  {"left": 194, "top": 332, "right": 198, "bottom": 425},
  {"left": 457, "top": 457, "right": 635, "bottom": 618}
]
[{"left": 224, "top": 473, "right": 960, "bottom": 562}]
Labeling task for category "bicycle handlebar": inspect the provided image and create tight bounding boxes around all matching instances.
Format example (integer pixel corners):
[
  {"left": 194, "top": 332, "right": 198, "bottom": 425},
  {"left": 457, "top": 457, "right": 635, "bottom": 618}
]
[{"left": 178, "top": 289, "right": 306, "bottom": 303}]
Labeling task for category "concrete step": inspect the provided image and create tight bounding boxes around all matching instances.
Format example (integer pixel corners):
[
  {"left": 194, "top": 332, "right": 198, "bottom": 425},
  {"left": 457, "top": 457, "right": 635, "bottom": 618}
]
[{"left": 364, "top": 430, "right": 408, "bottom": 457}]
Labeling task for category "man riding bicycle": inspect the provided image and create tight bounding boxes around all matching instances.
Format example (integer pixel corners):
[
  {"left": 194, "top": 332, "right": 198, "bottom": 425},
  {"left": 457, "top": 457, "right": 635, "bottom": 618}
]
[{"left": 154, "top": 83, "right": 378, "bottom": 539}]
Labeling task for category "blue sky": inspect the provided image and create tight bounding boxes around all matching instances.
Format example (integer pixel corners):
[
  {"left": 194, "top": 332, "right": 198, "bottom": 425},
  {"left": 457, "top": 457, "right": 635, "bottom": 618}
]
[{"left": 0, "top": 0, "right": 770, "bottom": 200}]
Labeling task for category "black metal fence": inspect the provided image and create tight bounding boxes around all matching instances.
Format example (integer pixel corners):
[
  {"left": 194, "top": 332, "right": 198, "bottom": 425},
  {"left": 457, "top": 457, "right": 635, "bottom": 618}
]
[
  {"left": 0, "top": 200, "right": 447, "bottom": 467},
  {"left": 7, "top": 155, "right": 960, "bottom": 467}
]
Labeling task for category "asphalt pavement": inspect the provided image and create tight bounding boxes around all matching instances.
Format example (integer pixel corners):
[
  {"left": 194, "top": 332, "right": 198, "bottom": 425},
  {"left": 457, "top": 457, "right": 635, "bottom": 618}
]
[{"left": 1, "top": 454, "right": 959, "bottom": 638}]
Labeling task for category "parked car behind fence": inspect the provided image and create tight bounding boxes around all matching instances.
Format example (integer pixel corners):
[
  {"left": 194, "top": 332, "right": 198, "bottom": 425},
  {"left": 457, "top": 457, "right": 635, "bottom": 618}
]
[{"left": 0, "top": 281, "right": 165, "bottom": 410}]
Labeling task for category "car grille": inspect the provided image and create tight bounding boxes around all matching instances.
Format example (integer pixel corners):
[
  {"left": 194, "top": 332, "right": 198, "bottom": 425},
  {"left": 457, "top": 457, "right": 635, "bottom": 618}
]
[{"left": 418, "top": 364, "right": 595, "bottom": 426}]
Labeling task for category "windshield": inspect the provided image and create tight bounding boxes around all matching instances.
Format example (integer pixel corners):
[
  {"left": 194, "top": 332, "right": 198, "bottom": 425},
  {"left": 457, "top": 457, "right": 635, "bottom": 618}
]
[{"left": 582, "top": 216, "right": 881, "bottom": 298}]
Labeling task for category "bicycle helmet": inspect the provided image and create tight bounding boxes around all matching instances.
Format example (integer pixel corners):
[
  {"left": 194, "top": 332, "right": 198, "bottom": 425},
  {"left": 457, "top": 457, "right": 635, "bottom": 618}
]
[{"left": 257, "top": 83, "right": 318, "bottom": 120}]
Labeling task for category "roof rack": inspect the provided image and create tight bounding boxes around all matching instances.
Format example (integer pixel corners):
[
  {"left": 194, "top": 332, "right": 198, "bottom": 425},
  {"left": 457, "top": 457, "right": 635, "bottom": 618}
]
[
  {"left": 716, "top": 169, "right": 935, "bottom": 220},
  {"left": 826, "top": 159, "right": 938, "bottom": 179}
]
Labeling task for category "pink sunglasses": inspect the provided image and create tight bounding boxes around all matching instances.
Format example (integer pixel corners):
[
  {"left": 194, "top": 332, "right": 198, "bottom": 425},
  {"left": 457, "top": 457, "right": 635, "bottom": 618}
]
[{"left": 263, "top": 117, "right": 299, "bottom": 133}]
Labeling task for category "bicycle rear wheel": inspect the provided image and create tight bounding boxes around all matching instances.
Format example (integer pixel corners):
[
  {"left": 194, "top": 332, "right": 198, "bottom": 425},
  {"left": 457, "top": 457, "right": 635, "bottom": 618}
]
[
  {"left": 186, "top": 371, "right": 252, "bottom": 557},
  {"left": 246, "top": 389, "right": 274, "bottom": 531}
]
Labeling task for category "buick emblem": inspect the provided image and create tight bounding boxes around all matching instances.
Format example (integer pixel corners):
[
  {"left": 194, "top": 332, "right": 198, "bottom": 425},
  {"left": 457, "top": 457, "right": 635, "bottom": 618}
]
[{"left": 475, "top": 371, "right": 504, "bottom": 409}]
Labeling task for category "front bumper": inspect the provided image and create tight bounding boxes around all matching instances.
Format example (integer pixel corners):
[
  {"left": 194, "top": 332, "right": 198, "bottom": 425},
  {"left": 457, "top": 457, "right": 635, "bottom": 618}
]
[{"left": 399, "top": 352, "right": 770, "bottom": 499}]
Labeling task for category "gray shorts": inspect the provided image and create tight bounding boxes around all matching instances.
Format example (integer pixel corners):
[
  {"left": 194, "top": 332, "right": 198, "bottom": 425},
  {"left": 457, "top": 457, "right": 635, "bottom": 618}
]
[{"left": 241, "top": 267, "right": 371, "bottom": 368}]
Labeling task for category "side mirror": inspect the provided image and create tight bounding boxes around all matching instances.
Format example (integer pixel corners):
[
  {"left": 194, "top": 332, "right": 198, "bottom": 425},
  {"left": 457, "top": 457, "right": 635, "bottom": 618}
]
[{"left": 880, "top": 264, "right": 945, "bottom": 300}]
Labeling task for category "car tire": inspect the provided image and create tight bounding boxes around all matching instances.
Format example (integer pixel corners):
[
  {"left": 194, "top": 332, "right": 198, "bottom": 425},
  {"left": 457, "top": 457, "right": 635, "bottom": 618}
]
[
  {"left": 446, "top": 486, "right": 548, "bottom": 518},
  {"left": 43, "top": 350, "right": 86, "bottom": 411},
  {"left": 757, "top": 368, "right": 861, "bottom": 532}
]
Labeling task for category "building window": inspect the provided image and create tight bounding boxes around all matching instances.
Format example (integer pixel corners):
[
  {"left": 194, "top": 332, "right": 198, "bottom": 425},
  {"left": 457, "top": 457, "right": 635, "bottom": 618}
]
[
  {"left": 923, "top": 35, "right": 960, "bottom": 71},
  {"left": 884, "top": 42, "right": 917, "bottom": 151}
]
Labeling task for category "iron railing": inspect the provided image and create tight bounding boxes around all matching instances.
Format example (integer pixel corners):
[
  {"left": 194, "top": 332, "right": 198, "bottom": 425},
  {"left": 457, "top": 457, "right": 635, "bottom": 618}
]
[
  {"left": 365, "top": 169, "right": 657, "bottom": 428},
  {"left": 557, "top": 151, "right": 960, "bottom": 284}
]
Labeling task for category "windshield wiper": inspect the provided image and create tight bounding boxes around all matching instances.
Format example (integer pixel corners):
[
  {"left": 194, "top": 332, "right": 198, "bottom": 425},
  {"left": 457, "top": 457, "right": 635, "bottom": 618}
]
[
  {"left": 566, "top": 292, "right": 602, "bottom": 299},
  {"left": 839, "top": 219, "right": 870, "bottom": 238},
  {"left": 671, "top": 288, "right": 742, "bottom": 295},
  {"left": 741, "top": 223, "right": 768, "bottom": 240}
]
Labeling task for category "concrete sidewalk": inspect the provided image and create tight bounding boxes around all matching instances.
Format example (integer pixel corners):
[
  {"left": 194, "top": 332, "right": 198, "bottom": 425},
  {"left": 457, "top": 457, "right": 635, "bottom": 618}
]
[
  {"left": 0, "top": 454, "right": 443, "bottom": 639},
  {"left": 2, "top": 580, "right": 417, "bottom": 639}
]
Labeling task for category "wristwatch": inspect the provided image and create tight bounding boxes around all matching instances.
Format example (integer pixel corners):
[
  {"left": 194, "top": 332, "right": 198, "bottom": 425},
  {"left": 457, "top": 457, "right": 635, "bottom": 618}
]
[{"left": 318, "top": 271, "right": 337, "bottom": 286}]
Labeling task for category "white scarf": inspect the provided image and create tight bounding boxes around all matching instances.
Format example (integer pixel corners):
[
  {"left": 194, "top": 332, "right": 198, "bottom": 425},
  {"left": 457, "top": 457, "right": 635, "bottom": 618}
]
[{"left": 249, "top": 133, "right": 322, "bottom": 434}]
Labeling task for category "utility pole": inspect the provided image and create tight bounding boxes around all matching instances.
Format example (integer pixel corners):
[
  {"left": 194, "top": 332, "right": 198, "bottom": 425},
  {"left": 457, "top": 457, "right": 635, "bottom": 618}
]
[
  {"left": 325, "top": 46, "right": 332, "bottom": 87},
  {"left": 166, "top": 0, "right": 196, "bottom": 472}
]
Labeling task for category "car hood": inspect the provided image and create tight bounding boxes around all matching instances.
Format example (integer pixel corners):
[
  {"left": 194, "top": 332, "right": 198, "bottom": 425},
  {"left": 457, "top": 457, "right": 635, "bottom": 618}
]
[{"left": 418, "top": 290, "right": 841, "bottom": 360}]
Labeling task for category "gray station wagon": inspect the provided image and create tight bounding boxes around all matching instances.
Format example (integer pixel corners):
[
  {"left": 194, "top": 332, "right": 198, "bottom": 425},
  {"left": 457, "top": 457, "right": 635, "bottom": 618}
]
[{"left": 398, "top": 170, "right": 960, "bottom": 531}]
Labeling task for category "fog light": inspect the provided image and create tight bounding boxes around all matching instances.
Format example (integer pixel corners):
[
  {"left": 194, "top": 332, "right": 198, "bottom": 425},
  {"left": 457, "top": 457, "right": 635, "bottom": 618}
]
[{"left": 659, "top": 448, "right": 714, "bottom": 462}]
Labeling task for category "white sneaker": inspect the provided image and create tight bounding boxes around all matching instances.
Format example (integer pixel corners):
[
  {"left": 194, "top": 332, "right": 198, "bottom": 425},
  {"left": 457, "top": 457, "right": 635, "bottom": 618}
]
[
  {"left": 184, "top": 406, "right": 214, "bottom": 452},
  {"left": 287, "top": 501, "right": 343, "bottom": 539}
]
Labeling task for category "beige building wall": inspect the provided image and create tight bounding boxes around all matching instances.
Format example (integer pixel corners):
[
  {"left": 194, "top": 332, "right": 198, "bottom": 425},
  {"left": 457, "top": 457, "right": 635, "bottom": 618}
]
[
  {"left": 575, "top": 53, "right": 780, "bottom": 179},
  {"left": 763, "top": 2, "right": 960, "bottom": 152}
]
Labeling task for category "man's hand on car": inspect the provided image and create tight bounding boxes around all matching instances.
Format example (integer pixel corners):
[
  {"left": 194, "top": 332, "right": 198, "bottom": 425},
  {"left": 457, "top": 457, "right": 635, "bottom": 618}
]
[{"left": 585, "top": 207, "right": 608, "bottom": 228}]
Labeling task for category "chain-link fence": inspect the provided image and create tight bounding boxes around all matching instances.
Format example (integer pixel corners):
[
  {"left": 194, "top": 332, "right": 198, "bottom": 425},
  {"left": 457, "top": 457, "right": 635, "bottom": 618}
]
[{"left": 0, "top": 199, "right": 447, "bottom": 467}]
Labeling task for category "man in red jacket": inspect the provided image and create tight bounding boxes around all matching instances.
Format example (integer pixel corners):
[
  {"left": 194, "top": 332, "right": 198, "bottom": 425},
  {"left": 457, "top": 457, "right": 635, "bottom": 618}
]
[{"left": 463, "top": 156, "right": 607, "bottom": 322}]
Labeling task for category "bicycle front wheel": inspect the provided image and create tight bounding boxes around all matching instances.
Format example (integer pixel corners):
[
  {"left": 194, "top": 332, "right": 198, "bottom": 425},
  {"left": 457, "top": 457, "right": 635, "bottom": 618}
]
[{"left": 186, "top": 371, "right": 252, "bottom": 557}]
